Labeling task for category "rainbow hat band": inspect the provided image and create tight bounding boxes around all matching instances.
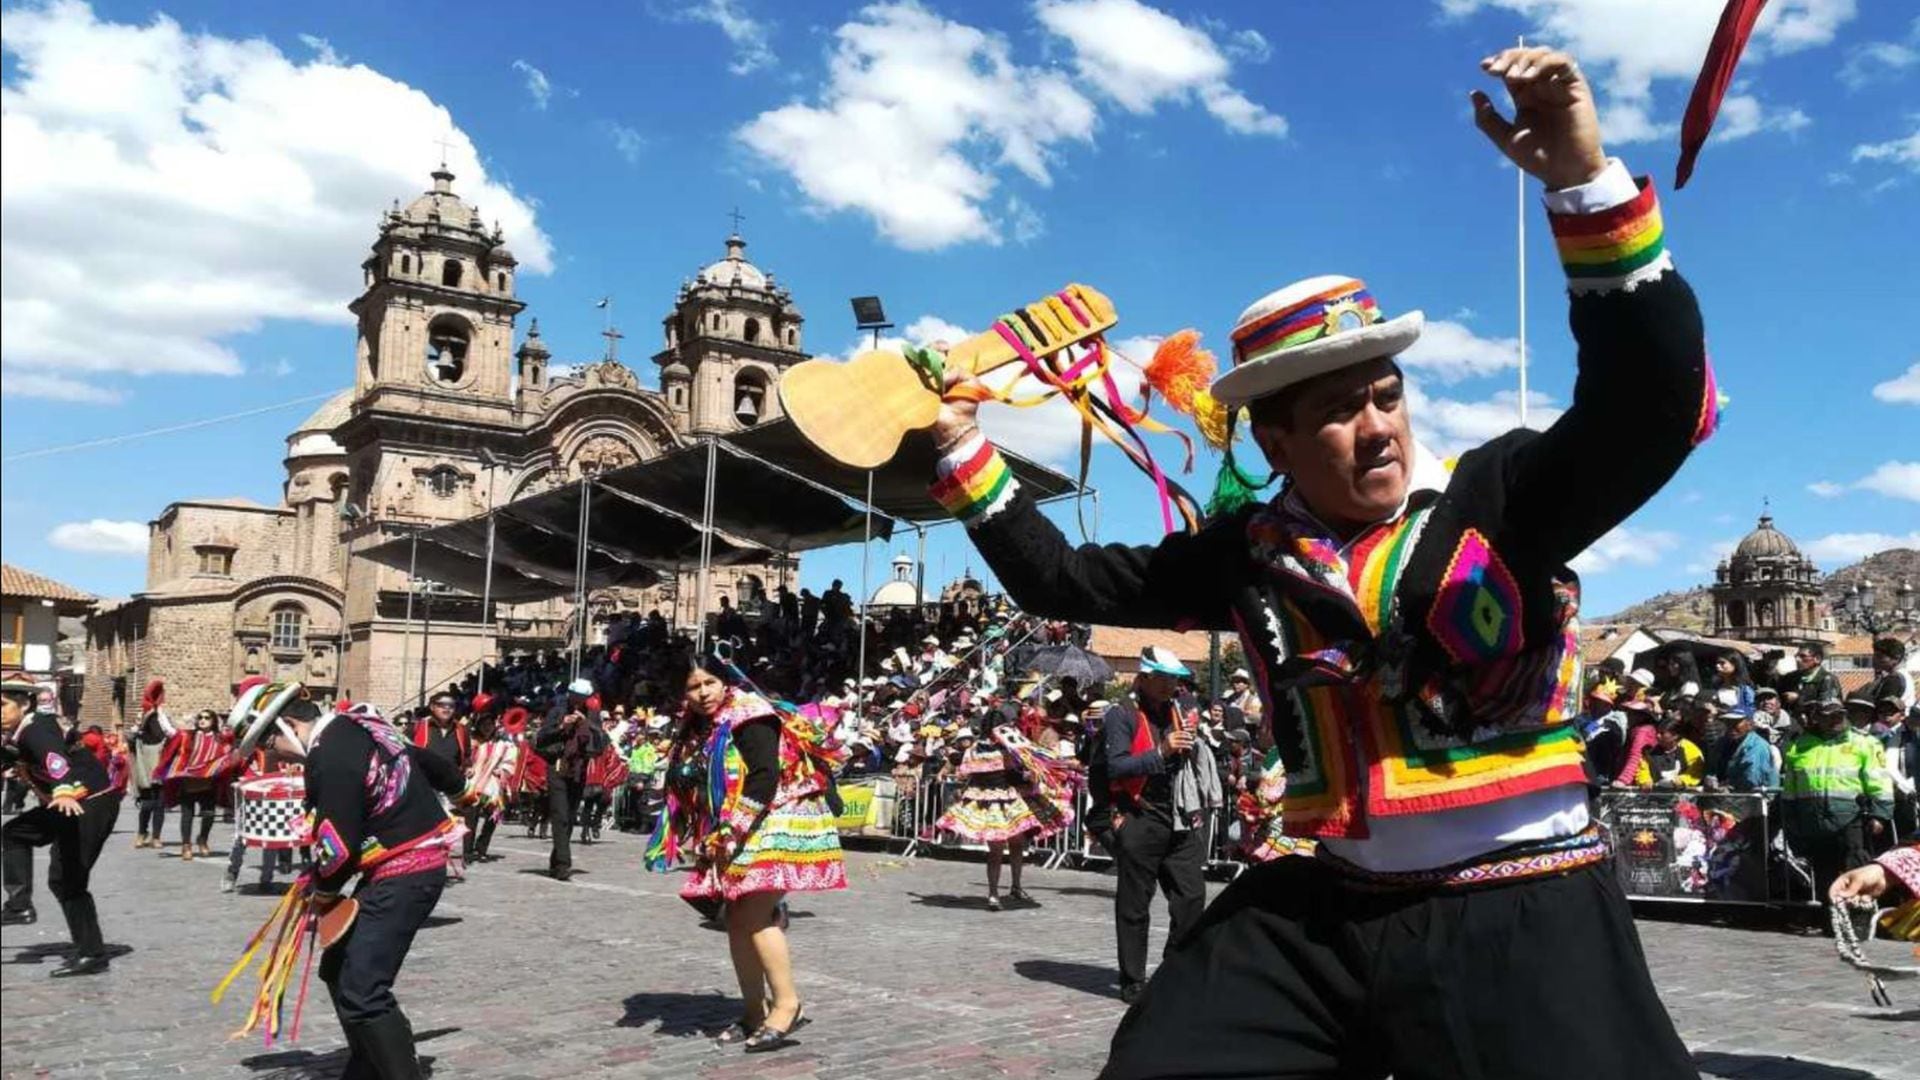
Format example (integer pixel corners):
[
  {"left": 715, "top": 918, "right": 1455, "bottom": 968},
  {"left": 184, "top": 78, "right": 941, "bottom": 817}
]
[{"left": 1210, "top": 275, "right": 1424, "bottom": 408}]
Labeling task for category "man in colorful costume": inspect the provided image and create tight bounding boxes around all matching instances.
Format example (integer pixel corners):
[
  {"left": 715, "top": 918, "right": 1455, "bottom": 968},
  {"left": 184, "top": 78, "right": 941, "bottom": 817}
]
[
  {"left": 228, "top": 688, "right": 453, "bottom": 1077},
  {"left": 929, "top": 47, "right": 1709, "bottom": 1078},
  {"left": 1, "top": 675, "right": 123, "bottom": 976}
]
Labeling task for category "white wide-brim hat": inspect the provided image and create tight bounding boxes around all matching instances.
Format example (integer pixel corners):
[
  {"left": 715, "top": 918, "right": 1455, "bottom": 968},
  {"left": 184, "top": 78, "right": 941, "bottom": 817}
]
[{"left": 1211, "top": 275, "right": 1422, "bottom": 409}]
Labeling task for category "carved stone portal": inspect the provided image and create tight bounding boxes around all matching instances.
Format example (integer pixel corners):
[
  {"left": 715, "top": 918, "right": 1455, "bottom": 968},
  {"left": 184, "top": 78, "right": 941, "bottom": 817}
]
[{"left": 569, "top": 435, "right": 639, "bottom": 479}]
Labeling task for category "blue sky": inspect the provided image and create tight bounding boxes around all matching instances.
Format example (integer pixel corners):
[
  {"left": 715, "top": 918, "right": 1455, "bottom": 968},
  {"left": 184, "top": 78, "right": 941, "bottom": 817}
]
[{"left": 2, "top": 0, "right": 1915, "bottom": 618}]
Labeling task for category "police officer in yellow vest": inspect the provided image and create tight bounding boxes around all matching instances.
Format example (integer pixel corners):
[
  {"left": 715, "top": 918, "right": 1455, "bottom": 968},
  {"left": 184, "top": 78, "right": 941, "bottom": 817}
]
[{"left": 1782, "top": 699, "right": 1895, "bottom": 899}]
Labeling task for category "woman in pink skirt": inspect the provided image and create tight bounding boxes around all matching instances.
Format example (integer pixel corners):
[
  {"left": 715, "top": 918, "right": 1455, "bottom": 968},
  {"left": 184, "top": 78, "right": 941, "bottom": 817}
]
[
  {"left": 936, "top": 723, "right": 1081, "bottom": 910},
  {"left": 644, "top": 657, "right": 846, "bottom": 1054}
]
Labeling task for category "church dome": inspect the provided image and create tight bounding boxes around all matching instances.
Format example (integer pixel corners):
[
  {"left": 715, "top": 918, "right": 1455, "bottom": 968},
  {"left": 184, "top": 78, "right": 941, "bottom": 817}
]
[
  {"left": 869, "top": 579, "right": 921, "bottom": 607},
  {"left": 286, "top": 388, "right": 352, "bottom": 460},
  {"left": 394, "top": 168, "right": 487, "bottom": 238},
  {"left": 697, "top": 234, "right": 768, "bottom": 291},
  {"left": 1733, "top": 512, "right": 1800, "bottom": 560}
]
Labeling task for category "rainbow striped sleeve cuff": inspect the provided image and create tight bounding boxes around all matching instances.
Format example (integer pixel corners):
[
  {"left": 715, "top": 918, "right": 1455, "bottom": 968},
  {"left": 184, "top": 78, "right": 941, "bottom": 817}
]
[
  {"left": 51, "top": 782, "right": 89, "bottom": 801},
  {"left": 931, "top": 433, "right": 1019, "bottom": 525},
  {"left": 1550, "top": 174, "right": 1671, "bottom": 296}
]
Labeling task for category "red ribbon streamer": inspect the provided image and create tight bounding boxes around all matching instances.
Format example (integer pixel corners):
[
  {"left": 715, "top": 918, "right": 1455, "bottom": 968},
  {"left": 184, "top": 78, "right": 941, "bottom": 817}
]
[{"left": 1676, "top": 0, "right": 1770, "bottom": 190}]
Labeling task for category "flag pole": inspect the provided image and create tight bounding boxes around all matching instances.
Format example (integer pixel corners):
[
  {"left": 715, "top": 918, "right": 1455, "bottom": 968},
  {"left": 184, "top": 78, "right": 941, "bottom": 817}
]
[{"left": 1516, "top": 33, "right": 1529, "bottom": 428}]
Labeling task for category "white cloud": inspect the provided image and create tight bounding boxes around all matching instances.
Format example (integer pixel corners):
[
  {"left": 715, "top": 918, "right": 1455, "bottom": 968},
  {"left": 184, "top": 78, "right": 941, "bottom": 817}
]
[
  {"left": 1803, "top": 530, "right": 1920, "bottom": 564},
  {"left": 511, "top": 59, "right": 552, "bottom": 109},
  {"left": 1036, "top": 0, "right": 1285, "bottom": 136},
  {"left": 680, "top": 0, "right": 776, "bottom": 75},
  {"left": 1807, "top": 480, "right": 1845, "bottom": 497},
  {"left": 2, "top": 371, "right": 125, "bottom": 403},
  {"left": 737, "top": 2, "right": 1097, "bottom": 251},
  {"left": 1405, "top": 379, "right": 1563, "bottom": 458},
  {"left": 296, "top": 34, "right": 339, "bottom": 65},
  {"left": 1005, "top": 196, "right": 1045, "bottom": 245},
  {"left": 1570, "top": 524, "right": 1681, "bottom": 575},
  {"left": 48, "top": 518, "right": 147, "bottom": 556},
  {"left": 1399, "top": 319, "right": 1519, "bottom": 383},
  {"left": 269, "top": 357, "right": 295, "bottom": 377},
  {"left": 1711, "top": 93, "right": 1810, "bottom": 141},
  {"left": 0, "top": 1, "right": 553, "bottom": 402},
  {"left": 1684, "top": 536, "right": 1738, "bottom": 575},
  {"left": 1855, "top": 460, "right": 1920, "bottom": 502},
  {"left": 1853, "top": 125, "right": 1920, "bottom": 172},
  {"left": 1840, "top": 40, "right": 1918, "bottom": 90},
  {"left": 607, "top": 122, "right": 646, "bottom": 164},
  {"left": 1439, "top": 0, "right": 1845, "bottom": 144},
  {"left": 1872, "top": 362, "right": 1920, "bottom": 404}
]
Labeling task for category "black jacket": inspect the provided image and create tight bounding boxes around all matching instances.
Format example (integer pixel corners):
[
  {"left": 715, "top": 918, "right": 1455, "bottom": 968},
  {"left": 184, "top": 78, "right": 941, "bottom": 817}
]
[
  {"left": 305, "top": 716, "right": 448, "bottom": 895},
  {"left": 8, "top": 713, "right": 109, "bottom": 801}
]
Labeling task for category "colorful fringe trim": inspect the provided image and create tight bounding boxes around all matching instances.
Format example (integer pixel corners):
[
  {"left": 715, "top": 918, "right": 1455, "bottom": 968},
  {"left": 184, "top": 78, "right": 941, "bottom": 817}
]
[
  {"left": 1550, "top": 177, "right": 1671, "bottom": 295},
  {"left": 211, "top": 872, "right": 322, "bottom": 1045},
  {"left": 931, "top": 433, "right": 1018, "bottom": 524}
]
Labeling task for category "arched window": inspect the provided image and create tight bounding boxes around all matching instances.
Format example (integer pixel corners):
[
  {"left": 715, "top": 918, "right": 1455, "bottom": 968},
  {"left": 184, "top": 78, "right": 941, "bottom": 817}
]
[
  {"left": 426, "top": 466, "right": 461, "bottom": 498},
  {"left": 733, "top": 369, "right": 769, "bottom": 426},
  {"left": 743, "top": 317, "right": 761, "bottom": 343},
  {"left": 400, "top": 253, "right": 413, "bottom": 274},
  {"left": 441, "top": 259, "right": 463, "bottom": 287},
  {"left": 495, "top": 272, "right": 507, "bottom": 291},
  {"left": 711, "top": 312, "right": 722, "bottom": 330},
  {"left": 425, "top": 317, "right": 470, "bottom": 385},
  {"left": 270, "top": 606, "right": 305, "bottom": 651}
]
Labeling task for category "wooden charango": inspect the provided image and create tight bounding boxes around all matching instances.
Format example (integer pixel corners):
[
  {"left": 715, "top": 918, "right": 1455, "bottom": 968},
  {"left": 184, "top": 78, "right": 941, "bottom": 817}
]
[{"left": 778, "top": 284, "right": 1118, "bottom": 470}]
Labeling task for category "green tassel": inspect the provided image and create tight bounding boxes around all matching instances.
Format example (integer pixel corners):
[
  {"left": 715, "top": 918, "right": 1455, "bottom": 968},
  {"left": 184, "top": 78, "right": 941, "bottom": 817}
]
[{"left": 1205, "top": 445, "right": 1274, "bottom": 518}]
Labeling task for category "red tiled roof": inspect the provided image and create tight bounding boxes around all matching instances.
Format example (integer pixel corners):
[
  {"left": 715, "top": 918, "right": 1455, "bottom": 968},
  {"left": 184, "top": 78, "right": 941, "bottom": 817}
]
[
  {"left": 1088, "top": 626, "right": 1217, "bottom": 672},
  {"left": 0, "top": 564, "right": 94, "bottom": 605},
  {"left": 1838, "top": 669, "right": 1877, "bottom": 695}
]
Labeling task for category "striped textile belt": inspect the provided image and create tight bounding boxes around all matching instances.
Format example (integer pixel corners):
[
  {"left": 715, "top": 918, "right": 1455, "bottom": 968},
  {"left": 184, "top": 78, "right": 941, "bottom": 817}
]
[
  {"left": 1315, "top": 824, "right": 1610, "bottom": 891},
  {"left": 367, "top": 844, "right": 449, "bottom": 883}
]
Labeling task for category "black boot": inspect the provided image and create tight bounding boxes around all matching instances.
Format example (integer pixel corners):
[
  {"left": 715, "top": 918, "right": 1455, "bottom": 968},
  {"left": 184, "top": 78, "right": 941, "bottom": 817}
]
[{"left": 347, "top": 1010, "right": 422, "bottom": 1080}]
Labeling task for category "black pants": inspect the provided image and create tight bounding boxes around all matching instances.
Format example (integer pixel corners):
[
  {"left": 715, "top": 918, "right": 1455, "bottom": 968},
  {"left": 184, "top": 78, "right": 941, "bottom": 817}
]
[
  {"left": 579, "top": 787, "right": 608, "bottom": 840},
  {"left": 136, "top": 786, "right": 167, "bottom": 838},
  {"left": 548, "top": 776, "right": 583, "bottom": 874},
  {"left": 1112, "top": 811, "right": 1207, "bottom": 989},
  {"left": 1, "top": 795, "right": 123, "bottom": 956},
  {"left": 1795, "top": 820, "right": 1870, "bottom": 901},
  {"left": 1102, "top": 857, "right": 1696, "bottom": 1080},
  {"left": 177, "top": 787, "right": 215, "bottom": 846},
  {"left": 461, "top": 808, "right": 497, "bottom": 860},
  {"left": 320, "top": 866, "right": 445, "bottom": 1023},
  {"left": 1897, "top": 794, "right": 1917, "bottom": 845}
]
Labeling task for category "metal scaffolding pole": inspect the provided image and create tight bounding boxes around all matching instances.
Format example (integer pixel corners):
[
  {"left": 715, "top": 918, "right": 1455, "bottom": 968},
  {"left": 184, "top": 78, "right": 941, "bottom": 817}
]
[
  {"left": 398, "top": 527, "right": 418, "bottom": 711},
  {"left": 854, "top": 469, "right": 875, "bottom": 717},
  {"left": 695, "top": 438, "right": 719, "bottom": 655},
  {"left": 570, "top": 476, "right": 592, "bottom": 682}
]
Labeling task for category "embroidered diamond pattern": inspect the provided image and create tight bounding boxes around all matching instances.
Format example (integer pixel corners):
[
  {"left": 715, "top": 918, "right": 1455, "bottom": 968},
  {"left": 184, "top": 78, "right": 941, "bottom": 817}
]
[{"left": 1427, "top": 528, "right": 1524, "bottom": 665}]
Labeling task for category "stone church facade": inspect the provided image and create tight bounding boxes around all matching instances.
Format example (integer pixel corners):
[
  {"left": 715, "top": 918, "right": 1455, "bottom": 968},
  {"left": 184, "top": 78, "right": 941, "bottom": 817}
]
[{"left": 83, "top": 168, "right": 804, "bottom": 725}]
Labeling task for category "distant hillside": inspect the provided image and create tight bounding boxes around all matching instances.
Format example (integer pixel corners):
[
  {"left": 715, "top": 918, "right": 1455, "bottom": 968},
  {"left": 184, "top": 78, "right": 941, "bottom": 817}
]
[{"left": 1599, "top": 548, "right": 1919, "bottom": 628}]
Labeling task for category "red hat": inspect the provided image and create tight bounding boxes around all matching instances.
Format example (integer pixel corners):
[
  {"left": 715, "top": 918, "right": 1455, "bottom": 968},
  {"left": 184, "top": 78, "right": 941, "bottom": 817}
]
[
  {"left": 140, "top": 678, "right": 166, "bottom": 713},
  {"left": 501, "top": 706, "right": 530, "bottom": 737},
  {"left": 585, "top": 694, "right": 603, "bottom": 713},
  {"left": 471, "top": 692, "right": 495, "bottom": 715}
]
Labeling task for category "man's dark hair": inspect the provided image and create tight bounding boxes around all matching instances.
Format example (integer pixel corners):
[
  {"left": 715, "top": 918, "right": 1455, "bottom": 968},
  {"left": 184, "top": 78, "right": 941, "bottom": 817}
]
[
  {"left": 1800, "top": 642, "right": 1827, "bottom": 660},
  {"left": 1873, "top": 637, "right": 1907, "bottom": 662},
  {"left": 1243, "top": 357, "right": 1404, "bottom": 434}
]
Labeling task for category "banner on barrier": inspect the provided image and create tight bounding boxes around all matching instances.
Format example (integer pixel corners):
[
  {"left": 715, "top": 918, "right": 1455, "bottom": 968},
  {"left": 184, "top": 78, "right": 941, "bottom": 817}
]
[
  {"left": 1598, "top": 790, "right": 1768, "bottom": 902},
  {"left": 835, "top": 778, "right": 890, "bottom": 835}
]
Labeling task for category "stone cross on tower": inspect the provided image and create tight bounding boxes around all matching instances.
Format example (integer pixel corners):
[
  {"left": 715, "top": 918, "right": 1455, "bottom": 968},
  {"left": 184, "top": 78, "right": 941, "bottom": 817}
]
[
  {"left": 601, "top": 324, "right": 624, "bottom": 363},
  {"left": 434, "top": 133, "right": 456, "bottom": 169},
  {"left": 728, "top": 206, "right": 746, "bottom": 234}
]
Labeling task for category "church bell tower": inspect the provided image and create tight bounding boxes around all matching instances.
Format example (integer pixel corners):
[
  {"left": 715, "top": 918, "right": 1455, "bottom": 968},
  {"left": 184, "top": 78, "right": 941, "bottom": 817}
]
[{"left": 349, "top": 167, "right": 525, "bottom": 415}]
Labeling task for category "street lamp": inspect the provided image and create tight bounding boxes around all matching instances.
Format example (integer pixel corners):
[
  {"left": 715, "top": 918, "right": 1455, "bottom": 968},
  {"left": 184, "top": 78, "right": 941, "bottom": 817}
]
[
  {"left": 1843, "top": 576, "right": 1917, "bottom": 635},
  {"left": 338, "top": 501, "right": 366, "bottom": 699},
  {"left": 475, "top": 449, "right": 501, "bottom": 695},
  {"left": 850, "top": 295, "right": 891, "bottom": 352}
]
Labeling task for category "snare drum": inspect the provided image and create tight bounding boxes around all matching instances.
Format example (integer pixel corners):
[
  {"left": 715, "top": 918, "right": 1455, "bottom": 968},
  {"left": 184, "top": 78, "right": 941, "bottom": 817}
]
[{"left": 237, "top": 773, "right": 308, "bottom": 850}]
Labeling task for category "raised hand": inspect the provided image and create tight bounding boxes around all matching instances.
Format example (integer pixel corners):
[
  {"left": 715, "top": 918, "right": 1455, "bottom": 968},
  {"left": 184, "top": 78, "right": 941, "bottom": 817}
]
[{"left": 1471, "top": 46, "right": 1608, "bottom": 191}]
